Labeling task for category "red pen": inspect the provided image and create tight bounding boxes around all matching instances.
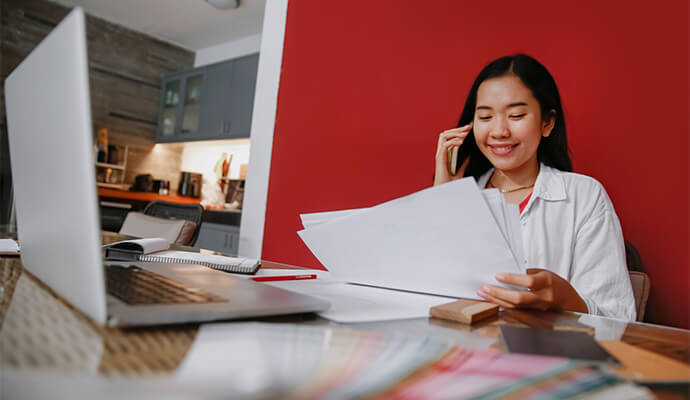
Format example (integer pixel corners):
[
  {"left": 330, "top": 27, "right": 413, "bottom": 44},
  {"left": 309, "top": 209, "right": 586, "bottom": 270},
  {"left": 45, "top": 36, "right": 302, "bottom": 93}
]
[{"left": 250, "top": 274, "right": 317, "bottom": 282}]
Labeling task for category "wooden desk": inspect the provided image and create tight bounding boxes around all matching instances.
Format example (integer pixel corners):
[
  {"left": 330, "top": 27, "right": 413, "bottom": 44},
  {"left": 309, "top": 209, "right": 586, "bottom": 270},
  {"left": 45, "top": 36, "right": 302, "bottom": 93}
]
[{"left": 1, "top": 232, "right": 689, "bottom": 398}]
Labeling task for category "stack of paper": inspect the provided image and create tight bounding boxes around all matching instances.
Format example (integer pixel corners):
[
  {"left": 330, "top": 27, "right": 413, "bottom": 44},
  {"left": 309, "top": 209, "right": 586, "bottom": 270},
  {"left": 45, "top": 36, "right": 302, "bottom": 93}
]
[{"left": 298, "top": 178, "right": 525, "bottom": 300}]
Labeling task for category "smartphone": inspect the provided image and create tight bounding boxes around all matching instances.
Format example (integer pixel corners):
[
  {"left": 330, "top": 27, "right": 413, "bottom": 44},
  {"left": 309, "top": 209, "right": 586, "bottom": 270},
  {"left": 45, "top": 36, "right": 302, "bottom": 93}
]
[
  {"left": 447, "top": 122, "right": 472, "bottom": 176},
  {"left": 447, "top": 146, "right": 460, "bottom": 175}
]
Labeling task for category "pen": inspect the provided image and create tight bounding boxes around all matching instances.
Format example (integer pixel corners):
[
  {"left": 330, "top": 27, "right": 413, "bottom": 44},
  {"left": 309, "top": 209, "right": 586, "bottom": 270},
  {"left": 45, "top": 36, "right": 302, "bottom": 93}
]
[{"left": 250, "top": 274, "right": 317, "bottom": 282}]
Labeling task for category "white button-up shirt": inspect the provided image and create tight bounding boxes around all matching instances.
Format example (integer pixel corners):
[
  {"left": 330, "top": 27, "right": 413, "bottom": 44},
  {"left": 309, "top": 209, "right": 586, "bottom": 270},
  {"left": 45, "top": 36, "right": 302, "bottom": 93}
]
[{"left": 478, "top": 164, "right": 636, "bottom": 320}]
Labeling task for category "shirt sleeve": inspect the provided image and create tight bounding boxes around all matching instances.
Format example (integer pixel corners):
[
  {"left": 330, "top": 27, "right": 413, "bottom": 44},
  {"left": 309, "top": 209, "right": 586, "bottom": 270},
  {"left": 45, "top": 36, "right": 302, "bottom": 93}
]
[{"left": 569, "top": 189, "right": 637, "bottom": 321}]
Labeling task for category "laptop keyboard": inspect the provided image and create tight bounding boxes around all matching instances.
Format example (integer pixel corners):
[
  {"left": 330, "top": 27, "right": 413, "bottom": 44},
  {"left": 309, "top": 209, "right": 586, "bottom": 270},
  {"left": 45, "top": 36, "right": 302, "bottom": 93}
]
[{"left": 105, "top": 264, "right": 227, "bottom": 305}]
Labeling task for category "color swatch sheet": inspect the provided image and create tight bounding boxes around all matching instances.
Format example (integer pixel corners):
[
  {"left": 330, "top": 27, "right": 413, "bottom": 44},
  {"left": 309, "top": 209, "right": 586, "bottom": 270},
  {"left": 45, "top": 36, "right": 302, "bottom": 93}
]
[{"left": 176, "top": 323, "right": 650, "bottom": 399}]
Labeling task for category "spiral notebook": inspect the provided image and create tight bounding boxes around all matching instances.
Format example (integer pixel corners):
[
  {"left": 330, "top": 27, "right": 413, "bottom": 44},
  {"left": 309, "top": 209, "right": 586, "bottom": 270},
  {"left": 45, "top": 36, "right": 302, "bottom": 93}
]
[{"left": 104, "top": 238, "right": 261, "bottom": 274}]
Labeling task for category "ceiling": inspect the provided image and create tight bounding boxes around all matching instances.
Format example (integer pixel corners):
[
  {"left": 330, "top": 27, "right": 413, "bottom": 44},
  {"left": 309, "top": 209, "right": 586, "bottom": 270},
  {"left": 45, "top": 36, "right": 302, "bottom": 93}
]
[{"left": 51, "top": 0, "right": 266, "bottom": 51}]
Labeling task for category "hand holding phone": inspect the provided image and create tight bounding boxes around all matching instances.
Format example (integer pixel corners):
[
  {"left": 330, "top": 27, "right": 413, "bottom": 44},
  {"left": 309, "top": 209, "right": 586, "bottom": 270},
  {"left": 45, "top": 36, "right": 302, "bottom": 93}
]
[{"left": 434, "top": 122, "right": 472, "bottom": 186}]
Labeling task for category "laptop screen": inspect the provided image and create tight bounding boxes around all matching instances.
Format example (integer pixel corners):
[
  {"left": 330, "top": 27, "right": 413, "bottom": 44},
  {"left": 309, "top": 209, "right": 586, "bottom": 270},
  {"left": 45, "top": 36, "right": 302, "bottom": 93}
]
[{"left": 5, "top": 8, "right": 107, "bottom": 324}]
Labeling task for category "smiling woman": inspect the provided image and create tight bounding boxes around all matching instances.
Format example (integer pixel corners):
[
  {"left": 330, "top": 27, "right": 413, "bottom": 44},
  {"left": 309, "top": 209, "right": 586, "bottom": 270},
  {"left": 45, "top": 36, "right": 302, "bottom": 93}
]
[{"left": 434, "top": 54, "right": 636, "bottom": 320}]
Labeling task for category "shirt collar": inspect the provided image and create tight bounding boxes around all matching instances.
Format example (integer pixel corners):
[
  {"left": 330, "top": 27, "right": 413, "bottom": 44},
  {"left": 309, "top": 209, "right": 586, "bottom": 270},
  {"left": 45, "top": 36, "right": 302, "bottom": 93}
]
[{"left": 477, "top": 163, "right": 567, "bottom": 202}]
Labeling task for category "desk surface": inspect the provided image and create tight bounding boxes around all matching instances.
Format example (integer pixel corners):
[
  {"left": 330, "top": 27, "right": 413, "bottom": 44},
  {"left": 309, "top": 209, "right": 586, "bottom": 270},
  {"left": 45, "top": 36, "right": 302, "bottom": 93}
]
[{"left": 1, "top": 232, "right": 689, "bottom": 398}]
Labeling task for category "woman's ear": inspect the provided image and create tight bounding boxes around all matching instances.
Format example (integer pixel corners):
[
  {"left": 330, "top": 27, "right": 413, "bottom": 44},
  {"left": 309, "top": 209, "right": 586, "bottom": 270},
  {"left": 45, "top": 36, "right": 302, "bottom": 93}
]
[{"left": 542, "top": 110, "right": 556, "bottom": 137}]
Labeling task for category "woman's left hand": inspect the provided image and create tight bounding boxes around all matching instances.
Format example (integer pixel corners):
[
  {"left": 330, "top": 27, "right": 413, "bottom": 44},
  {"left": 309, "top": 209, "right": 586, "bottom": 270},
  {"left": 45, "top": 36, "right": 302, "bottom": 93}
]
[{"left": 476, "top": 268, "right": 588, "bottom": 313}]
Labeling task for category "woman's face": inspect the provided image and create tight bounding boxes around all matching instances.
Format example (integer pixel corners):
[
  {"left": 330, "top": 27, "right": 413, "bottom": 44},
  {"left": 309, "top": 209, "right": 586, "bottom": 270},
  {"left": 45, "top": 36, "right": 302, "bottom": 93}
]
[{"left": 473, "top": 74, "right": 554, "bottom": 176}]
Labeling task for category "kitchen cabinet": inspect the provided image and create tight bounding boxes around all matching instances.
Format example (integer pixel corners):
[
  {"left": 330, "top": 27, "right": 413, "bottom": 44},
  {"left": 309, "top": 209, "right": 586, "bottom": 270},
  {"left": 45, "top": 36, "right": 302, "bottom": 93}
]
[
  {"left": 195, "top": 222, "right": 240, "bottom": 255},
  {"left": 156, "top": 53, "right": 258, "bottom": 142}
]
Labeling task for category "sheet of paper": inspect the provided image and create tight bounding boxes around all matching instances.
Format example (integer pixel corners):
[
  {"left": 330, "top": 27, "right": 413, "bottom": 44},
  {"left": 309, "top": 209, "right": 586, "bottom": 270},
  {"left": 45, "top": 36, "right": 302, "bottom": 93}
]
[
  {"left": 264, "top": 279, "right": 455, "bottom": 323},
  {"left": 505, "top": 202, "right": 526, "bottom": 269},
  {"left": 0, "top": 238, "right": 20, "bottom": 255},
  {"left": 481, "top": 189, "right": 512, "bottom": 251},
  {"left": 300, "top": 208, "right": 366, "bottom": 228},
  {"left": 228, "top": 268, "right": 327, "bottom": 279},
  {"left": 298, "top": 178, "right": 521, "bottom": 300},
  {"left": 301, "top": 191, "right": 525, "bottom": 267}
]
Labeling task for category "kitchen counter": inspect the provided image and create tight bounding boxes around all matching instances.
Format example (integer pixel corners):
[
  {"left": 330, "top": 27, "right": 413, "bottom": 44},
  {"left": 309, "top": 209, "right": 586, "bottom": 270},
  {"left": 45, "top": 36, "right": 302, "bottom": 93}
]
[
  {"left": 98, "top": 188, "right": 201, "bottom": 205},
  {"left": 98, "top": 188, "right": 241, "bottom": 236},
  {"left": 202, "top": 208, "right": 241, "bottom": 226}
]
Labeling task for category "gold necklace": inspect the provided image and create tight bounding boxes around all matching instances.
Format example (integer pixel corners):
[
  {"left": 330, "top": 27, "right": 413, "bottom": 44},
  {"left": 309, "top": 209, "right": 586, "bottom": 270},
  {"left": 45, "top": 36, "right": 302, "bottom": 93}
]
[{"left": 487, "top": 179, "right": 535, "bottom": 194}]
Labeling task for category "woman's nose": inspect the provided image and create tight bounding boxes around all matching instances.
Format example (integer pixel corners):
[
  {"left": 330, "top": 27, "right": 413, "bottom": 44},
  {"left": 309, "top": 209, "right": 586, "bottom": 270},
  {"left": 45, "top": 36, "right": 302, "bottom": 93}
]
[{"left": 489, "top": 118, "right": 510, "bottom": 138}]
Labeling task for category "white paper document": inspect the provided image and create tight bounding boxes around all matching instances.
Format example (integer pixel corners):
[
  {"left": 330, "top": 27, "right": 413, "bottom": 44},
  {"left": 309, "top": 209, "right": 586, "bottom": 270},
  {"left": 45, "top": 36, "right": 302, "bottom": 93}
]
[
  {"left": 298, "top": 178, "right": 523, "bottom": 301},
  {"left": 264, "top": 278, "right": 454, "bottom": 323},
  {"left": 0, "top": 238, "right": 20, "bottom": 255}
]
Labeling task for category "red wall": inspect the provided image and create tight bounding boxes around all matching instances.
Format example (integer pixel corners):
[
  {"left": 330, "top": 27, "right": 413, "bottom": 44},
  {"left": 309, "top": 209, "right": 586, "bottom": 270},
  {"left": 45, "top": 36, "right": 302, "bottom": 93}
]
[{"left": 263, "top": 1, "right": 690, "bottom": 328}]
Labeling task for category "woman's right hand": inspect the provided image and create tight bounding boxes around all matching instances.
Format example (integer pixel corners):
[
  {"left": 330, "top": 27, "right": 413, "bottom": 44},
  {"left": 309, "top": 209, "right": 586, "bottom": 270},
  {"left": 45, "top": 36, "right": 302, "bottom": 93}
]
[{"left": 434, "top": 124, "right": 472, "bottom": 186}]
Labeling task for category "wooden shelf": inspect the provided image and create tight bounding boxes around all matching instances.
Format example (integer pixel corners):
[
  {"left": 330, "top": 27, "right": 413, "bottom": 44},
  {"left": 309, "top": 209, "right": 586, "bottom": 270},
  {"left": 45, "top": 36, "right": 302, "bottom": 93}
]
[
  {"left": 96, "top": 182, "right": 128, "bottom": 190},
  {"left": 95, "top": 161, "right": 126, "bottom": 170},
  {"left": 95, "top": 144, "right": 128, "bottom": 187}
]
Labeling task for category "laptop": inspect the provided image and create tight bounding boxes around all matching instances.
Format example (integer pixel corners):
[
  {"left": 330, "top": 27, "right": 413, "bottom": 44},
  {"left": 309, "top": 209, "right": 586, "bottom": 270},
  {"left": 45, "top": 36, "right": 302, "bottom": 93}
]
[{"left": 4, "top": 8, "right": 329, "bottom": 327}]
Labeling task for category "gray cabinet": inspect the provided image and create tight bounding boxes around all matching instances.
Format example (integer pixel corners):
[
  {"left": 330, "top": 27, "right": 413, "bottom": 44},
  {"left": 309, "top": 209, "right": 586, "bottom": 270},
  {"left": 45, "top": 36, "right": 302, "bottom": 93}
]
[
  {"left": 156, "top": 53, "right": 258, "bottom": 142},
  {"left": 195, "top": 222, "right": 240, "bottom": 255},
  {"left": 158, "top": 70, "right": 205, "bottom": 140}
]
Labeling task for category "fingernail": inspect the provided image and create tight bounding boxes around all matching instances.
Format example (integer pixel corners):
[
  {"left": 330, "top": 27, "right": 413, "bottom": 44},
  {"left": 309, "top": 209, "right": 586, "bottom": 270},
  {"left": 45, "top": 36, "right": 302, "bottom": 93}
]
[
  {"left": 477, "top": 288, "right": 486, "bottom": 296},
  {"left": 496, "top": 273, "right": 506, "bottom": 281},
  {"left": 481, "top": 286, "right": 491, "bottom": 294}
]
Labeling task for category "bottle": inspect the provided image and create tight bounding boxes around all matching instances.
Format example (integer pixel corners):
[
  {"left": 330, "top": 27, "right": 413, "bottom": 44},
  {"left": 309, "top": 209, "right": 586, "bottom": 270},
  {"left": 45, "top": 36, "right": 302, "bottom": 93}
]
[{"left": 96, "top": 128, "right": 108, "bottom": 163}]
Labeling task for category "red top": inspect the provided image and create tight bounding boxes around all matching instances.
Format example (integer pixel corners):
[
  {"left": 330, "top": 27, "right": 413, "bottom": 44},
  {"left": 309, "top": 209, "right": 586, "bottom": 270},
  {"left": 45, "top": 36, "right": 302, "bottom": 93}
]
[{"left": 519, "top": 192, "right": 532, "bottom": 214}]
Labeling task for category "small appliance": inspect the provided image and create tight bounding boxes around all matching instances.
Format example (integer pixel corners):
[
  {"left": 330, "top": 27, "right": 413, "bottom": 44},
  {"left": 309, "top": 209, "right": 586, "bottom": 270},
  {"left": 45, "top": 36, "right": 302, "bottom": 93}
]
[{"left": 178, "top": 171, "right": 202, "bottom": 198}]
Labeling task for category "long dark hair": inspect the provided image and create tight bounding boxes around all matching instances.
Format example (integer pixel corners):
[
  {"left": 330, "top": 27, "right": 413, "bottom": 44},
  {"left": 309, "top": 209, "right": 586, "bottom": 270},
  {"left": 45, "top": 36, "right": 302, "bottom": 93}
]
[{"left": 455, "top": 54, "right": 572, "bottom": 178}]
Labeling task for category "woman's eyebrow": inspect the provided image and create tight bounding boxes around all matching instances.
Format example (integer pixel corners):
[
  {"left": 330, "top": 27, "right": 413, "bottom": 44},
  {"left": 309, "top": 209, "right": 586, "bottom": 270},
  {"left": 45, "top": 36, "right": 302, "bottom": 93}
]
[{"left": 476, "top": 102, "right": 528, "bottom": 111}]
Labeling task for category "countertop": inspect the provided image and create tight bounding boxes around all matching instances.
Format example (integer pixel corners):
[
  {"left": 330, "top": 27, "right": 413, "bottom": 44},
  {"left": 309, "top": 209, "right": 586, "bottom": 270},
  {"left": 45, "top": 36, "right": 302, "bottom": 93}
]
[
  {"left": 98, "top": 188, "right": 241, "bottom": 226},
  {"left": 202, "top": 208, "right": 241, "bottom": 225},
  {"left": 98, "top": 188, "right": 201, "bottom": 204}
]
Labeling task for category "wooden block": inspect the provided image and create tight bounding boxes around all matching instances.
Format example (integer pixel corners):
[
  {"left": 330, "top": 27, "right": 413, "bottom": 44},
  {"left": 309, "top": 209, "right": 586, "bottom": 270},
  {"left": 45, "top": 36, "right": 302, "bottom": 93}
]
[{"left": 430, "top": 300, "right": 499, "bottom": 325}]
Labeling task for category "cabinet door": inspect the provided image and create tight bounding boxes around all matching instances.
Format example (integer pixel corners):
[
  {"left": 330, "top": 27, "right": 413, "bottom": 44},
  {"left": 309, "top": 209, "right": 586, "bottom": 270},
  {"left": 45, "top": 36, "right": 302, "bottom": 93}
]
[
  {"left": 179, "top": 72, "right": 205, "bottom": 140},
  {"left": 226, "top": 54, "right": 258, "bottom": 139},
  {"left": 195, "top": 223, "right": 240, "bottom": 255},
  {"left": 158, "top": 77, "right": 183, "bottom": 139},
  {"left": 199, "top": 61, "right": 233, "bottom": 140}
]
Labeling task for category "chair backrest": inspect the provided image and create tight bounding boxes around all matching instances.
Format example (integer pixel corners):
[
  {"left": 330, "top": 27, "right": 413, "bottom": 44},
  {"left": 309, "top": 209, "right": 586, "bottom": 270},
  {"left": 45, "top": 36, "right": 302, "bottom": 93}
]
[
  {"left": 624, "top": 241, "right": 650, "bottom": 322},
  {"left": 628, "top": 271, "right": 650, "bottom": 322},
  {"left": 119, "top": 211, "right": 197, "bottom": 245},
  {"left": 143, "top": 201, "right": 204, "bottom": 246}
]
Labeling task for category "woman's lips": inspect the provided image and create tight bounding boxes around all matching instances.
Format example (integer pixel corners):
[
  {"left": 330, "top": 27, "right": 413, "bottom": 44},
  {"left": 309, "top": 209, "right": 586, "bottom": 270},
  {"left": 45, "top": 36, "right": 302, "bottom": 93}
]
[{"left": 488, "top": 143, "right": 518, "bottom": 156}]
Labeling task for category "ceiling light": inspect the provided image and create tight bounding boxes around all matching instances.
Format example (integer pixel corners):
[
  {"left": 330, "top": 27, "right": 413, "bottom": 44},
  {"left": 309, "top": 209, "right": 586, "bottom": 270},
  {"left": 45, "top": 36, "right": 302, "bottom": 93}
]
[{"left": 206, "top": 0, "right": 240, "bottom": 9}]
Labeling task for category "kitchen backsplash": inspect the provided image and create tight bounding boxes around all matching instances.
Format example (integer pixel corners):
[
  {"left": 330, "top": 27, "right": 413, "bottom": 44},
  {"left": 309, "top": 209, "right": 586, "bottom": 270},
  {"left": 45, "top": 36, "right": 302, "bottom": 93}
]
[
  {"left": 123, "top": 138, "right": 250, "bottom": 195},
  {"left": 180, "top": 139, "right": 250, "bottom": 181},
  {"left": 124, "top": 141, "right": 185, "bottom": 191}
]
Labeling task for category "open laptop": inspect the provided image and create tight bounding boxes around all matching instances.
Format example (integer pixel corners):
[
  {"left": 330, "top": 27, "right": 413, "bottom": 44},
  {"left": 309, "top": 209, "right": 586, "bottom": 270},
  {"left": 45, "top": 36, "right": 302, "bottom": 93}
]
[{"left": 5, "top": 8, "right": 329, "bottom": 327}]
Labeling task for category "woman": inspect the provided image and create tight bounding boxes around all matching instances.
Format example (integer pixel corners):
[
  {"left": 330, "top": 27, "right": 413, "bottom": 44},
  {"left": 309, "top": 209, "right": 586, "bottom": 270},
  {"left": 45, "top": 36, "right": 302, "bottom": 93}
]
[{"left": 435, "top": 54, "right": 635, "bottom": 320}]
